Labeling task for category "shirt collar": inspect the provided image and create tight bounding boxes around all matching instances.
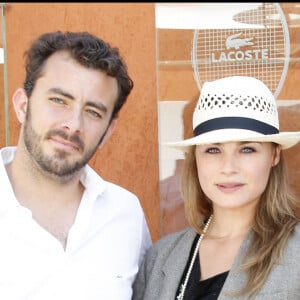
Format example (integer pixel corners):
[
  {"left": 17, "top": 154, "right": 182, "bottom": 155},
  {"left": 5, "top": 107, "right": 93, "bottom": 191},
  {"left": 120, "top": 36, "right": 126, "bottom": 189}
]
[
  {"left": 0, "top": 146, "right": 20, "bottom": 213},
  {"left": 0, "top": 146, "right": 107, "bottom": 213},
  {"left": 79, "top": 164, "right": 107, "bottom": 205}
]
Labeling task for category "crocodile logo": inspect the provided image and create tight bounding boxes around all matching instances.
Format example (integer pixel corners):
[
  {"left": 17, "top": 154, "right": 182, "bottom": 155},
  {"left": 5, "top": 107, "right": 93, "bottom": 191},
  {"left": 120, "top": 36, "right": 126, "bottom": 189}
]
[{"left": 226, "top": 32, "right": 254, "bottom": 50}]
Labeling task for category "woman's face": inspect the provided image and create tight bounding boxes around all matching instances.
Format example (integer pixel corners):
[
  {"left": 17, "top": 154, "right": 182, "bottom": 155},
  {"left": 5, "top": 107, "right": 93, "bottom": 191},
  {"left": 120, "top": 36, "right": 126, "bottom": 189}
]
[{"left": 195, "top": 141, "right": 280, "bottom": 211}]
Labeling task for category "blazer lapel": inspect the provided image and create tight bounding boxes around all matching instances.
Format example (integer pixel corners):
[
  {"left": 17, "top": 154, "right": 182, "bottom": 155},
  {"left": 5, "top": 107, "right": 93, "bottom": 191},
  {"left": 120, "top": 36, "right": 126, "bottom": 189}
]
[
  {"left": 219, "top": 231, "right": 253, "bottom": 299},
  {"left": 161, "top": 229, "right": 197, "bottom": 299}
]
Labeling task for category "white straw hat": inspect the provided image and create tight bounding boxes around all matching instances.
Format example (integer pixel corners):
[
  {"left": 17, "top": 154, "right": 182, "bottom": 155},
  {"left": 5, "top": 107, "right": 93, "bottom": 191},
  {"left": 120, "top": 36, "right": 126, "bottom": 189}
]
[{"left": 166, "top": 76, "right": 300, "bottom": 151}]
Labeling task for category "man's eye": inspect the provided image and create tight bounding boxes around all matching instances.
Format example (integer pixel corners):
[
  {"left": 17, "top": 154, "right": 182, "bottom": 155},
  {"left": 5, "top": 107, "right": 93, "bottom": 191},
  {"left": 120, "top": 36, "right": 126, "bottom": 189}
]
[
  {"left": 50, "top": 97, "right": 64, "bottom": 104},
  {"left": 87, "top": 109, "right": 102, "bottom": 119}
]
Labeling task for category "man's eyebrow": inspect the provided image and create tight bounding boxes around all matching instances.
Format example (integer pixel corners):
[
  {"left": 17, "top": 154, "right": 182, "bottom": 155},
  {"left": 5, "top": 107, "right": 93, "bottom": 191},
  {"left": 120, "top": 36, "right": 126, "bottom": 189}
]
[
  {"left": 47, "top": 87, "right": 108, "bottom": 113},
  {"left": 86, "top": 101, "right": 108, "bottom": 113},
  {"left": 47, "top": 87, "right": 74, "bottom": 99}
]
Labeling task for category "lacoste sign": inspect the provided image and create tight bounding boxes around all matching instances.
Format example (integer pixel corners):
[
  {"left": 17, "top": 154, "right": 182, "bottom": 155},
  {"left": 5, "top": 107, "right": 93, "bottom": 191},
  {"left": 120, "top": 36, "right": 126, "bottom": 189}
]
[
  {"left": 191, "top": 3, "right": 290, "bottom": 99},
  {"left": 211, "top": 32, "right": 269, "bottom": 63}
]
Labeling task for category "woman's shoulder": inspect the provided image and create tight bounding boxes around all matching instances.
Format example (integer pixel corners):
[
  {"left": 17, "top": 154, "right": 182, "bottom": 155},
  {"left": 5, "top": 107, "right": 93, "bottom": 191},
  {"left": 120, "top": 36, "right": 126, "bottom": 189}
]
[
  {"left": 157, "top": 227, "right": 194, "bottom": 244},
  {"left": 292, "top": 222, "right": 300, "bottom": 239},
  {"left": 285, "top": 222, "right": 300, "bottom": 254},
  {"left": 147, "top": 227, "right": 196, "bottom": 258}
]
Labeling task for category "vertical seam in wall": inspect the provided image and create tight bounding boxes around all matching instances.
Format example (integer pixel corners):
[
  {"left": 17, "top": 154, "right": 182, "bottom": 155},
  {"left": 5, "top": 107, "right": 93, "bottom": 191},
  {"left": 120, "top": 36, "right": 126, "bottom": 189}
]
[{"left": 2, "top": 3, "right": 9, "bottom": 146}]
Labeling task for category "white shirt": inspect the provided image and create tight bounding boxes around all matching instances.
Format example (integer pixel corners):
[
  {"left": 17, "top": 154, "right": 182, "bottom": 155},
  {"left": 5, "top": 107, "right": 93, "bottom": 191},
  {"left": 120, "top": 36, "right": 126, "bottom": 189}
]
[{"left": 0, "top": 147, "right": 152, "bottom": 300}]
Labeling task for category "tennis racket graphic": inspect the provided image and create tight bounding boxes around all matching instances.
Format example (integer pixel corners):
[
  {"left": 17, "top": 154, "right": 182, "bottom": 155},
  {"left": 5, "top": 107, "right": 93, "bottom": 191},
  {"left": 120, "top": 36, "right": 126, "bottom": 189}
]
[{"left": 191, "top": 3, "right": 290, "bottom": 99}]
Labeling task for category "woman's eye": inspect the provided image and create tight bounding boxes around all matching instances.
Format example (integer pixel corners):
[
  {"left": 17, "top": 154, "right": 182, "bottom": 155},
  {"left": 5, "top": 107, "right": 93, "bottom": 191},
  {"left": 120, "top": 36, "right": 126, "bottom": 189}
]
[
  {"left": 241, "top": 147, "right": 255, "bottom": 153},
  {"left": 206, "top": 147, "right": 220, "bottom": 154}
]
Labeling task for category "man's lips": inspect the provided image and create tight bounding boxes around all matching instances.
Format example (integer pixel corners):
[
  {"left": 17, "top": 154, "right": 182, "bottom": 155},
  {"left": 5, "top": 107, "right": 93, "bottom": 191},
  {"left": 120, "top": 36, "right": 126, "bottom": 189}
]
[{"left": 50, "top": 136, "right": 81, "bottom": 152}]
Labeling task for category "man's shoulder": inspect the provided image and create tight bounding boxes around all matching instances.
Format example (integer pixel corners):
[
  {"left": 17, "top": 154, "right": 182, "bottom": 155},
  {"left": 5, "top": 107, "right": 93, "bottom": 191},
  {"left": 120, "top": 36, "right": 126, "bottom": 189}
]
[
  {"left": 85, "top": 164, "right": 137, "bottom": 196},
  {"left": 104, "top": 179, "right": 138, "bottom": 199}
]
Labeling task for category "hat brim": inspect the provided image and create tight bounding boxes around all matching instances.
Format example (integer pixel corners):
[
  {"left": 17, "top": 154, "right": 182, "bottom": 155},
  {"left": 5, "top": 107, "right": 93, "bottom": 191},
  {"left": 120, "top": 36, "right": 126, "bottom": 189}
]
[{"left": 164, "top": 129, "right": 300, "bottom": 151}]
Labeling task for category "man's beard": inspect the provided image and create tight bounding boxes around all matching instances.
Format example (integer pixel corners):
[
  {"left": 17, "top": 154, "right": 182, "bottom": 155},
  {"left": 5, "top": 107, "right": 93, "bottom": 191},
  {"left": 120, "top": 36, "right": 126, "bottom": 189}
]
[{"left": 23, "top": 110, "right": 101, "bottom": 178}]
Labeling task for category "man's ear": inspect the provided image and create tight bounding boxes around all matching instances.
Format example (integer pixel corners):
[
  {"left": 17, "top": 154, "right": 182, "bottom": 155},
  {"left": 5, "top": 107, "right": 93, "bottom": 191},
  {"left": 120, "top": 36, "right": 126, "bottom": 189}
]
[
  {"left": 12, "top": 88, "right": 28, "bottom": 123},
  {"left": 98, "top": 118, "right": 117, "bottom": 149}
]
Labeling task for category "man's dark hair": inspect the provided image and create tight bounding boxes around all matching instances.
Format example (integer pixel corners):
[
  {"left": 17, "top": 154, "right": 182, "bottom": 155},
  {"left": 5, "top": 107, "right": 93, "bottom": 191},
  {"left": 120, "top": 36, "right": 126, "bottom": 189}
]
[{"left": 23, "top": 31, "right": 134, "bottom": 119}]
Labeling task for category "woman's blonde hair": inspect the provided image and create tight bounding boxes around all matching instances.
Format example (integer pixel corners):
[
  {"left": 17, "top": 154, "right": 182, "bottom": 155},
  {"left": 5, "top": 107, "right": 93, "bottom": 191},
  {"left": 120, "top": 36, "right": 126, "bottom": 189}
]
[{"left": 181, "top": 145, "right": 299, "bottom": 297}]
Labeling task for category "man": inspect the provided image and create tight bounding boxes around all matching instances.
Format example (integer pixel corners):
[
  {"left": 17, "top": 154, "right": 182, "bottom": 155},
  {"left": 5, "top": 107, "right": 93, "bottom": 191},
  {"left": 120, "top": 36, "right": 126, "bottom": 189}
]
[{"left": 0, "top": 31, "right": 151, "bottom": 300}]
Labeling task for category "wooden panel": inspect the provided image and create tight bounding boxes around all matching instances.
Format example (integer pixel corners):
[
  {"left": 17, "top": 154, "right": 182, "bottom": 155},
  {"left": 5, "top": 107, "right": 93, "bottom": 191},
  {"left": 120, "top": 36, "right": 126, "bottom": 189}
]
[
  {"left": 4, "top": 3, "right": 160, "bottom": 241},
  {"left": 0, "top": 64, "right": 5, "bottom": 146}
]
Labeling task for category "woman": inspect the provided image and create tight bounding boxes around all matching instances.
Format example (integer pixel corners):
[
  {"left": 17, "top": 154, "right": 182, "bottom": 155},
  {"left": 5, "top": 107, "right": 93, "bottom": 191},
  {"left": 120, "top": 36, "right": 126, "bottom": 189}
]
[{"left": 132, "top": 76, "right": 300, "bottom": 299}]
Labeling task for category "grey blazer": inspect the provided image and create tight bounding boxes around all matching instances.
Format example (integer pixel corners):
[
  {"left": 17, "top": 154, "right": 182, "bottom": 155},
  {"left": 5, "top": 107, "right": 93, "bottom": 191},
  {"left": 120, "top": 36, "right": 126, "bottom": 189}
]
[{"left": 132, "top": 224, "right": 300, "bottom": 300}]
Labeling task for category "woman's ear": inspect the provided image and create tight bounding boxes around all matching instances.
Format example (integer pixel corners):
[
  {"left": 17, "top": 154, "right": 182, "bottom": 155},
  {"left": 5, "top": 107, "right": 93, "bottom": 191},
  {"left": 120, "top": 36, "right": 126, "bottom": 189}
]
[
  {"left": 272, "top": 144, "right": 281, "bottom": 167},
  {"left": 12, "top": 88, "right": 28, "bottom": 123}
]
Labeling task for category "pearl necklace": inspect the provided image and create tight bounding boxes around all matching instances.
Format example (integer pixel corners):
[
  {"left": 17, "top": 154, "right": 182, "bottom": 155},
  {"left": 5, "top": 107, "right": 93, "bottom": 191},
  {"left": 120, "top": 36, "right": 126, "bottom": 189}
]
[{"left": 176, "top": 215, "right": 213, "bottom": 300}]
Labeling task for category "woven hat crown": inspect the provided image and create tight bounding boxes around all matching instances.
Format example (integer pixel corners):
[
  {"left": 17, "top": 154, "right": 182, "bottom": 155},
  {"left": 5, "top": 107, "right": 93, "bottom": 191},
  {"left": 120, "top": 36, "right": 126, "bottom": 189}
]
[
  {"left": 165, "top": 76, "right": 300, "bottom": 150},
  {"left": 193, "top": 76, "right": 279, "bottom": 136}
]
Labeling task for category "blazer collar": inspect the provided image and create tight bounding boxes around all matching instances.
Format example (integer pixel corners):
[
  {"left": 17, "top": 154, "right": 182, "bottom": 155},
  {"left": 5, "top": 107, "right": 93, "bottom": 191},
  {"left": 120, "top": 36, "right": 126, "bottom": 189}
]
[
  {"left": 160, "top": 227, "right": 254, "bottom": 299},
  {"left": 162, "top": 228, "right": 197, "bottom": 297}
]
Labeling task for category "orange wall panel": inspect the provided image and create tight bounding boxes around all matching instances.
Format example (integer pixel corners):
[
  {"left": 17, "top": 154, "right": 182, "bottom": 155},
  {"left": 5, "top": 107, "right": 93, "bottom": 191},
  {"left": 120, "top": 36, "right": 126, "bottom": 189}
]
[{"left": 4, "top": 3, "right": 160, "bottom": 241}]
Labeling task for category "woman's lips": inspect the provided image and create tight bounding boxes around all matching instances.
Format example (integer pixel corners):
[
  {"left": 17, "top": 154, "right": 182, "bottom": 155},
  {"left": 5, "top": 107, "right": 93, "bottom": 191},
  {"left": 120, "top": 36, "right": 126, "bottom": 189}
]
[{"left": 216, "top": 182, "right": 245, "bottom": 193}]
